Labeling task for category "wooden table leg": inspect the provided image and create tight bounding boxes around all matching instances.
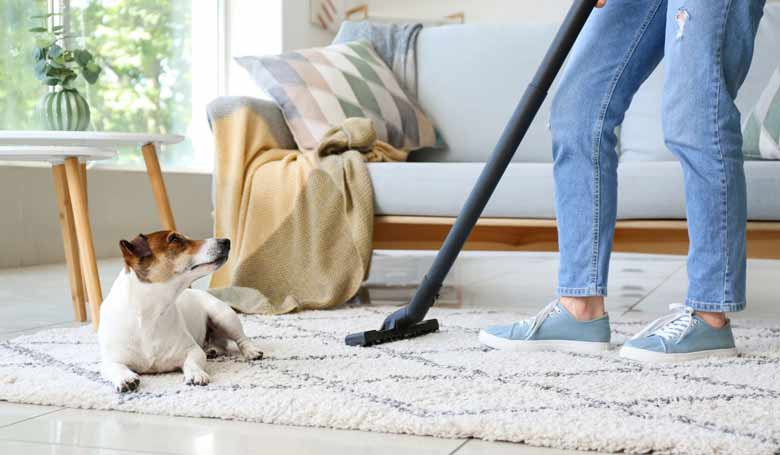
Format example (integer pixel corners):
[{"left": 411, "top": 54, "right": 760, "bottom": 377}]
[
  {"left": 80, "top": 162, "right": 88, "bottom": 209},
  {"left": 64, "top": 157, "right": 103, "bottom": 330},
  {"left": 52, "top": 164, "right": 87, "bottom": 322},
  {"left": 79, "top": 162, "right": 89, "bottom": 304},
  {"left": 141, "top": 142, "right": 176, "bottom": 231}
]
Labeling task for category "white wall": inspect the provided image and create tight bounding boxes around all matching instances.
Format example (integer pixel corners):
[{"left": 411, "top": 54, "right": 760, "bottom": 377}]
[
  {"left": 363, "top": 0, "right": 572, "bottom": 24},
  {"left": 282, "top": 0, "right": 334, "bottom": 51},
  {"left": 0, "top": 165, "right": 212, "bottom": 269},
  {"left": 280, "top": 0, "right": 574, "bottom": 52},
  {"left": 227, "top": 0, "right": 284, "bottom": 95}
]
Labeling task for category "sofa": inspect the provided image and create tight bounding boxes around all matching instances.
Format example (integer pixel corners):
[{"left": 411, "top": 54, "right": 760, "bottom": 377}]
[{"left": 212, "top": 4, "right": 780, "bottom": 259}]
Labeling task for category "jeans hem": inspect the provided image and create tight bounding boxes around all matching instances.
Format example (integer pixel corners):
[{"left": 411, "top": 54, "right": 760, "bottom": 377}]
[
  {"left": 557, "top": 286, "right": 607, "bottom": 297},
  {"left": 685, "top": 298, "right": 745, "bottom": 313}
]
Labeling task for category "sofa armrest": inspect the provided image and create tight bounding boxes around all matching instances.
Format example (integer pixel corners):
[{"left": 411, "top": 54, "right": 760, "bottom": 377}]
[
  {"left": 206, "top": 96, "right": 297, "bottom": 150},
  {"left": 207, "top": 96, "right": 298, "bottom": 217}
]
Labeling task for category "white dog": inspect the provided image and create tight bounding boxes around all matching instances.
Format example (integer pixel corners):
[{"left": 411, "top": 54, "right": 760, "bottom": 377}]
[{"left": 98, "top": 231, "right": 263, "bottom": 392}]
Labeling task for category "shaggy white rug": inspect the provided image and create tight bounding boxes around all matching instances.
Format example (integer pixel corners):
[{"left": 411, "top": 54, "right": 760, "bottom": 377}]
[{"left": 0, "top": 305, "right": 778, "bottom": 454}]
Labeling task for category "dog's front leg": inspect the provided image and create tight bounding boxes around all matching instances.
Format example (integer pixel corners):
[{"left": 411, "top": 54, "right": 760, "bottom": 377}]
[
  {"left": 202, "top": 297, "right": 263, "bottom": 360},
  {"left": 101, "top": 361, "right": 140, "bottom": 393},
  {"left": 182, "top": 345, "right": 210, "bottom": 386}
]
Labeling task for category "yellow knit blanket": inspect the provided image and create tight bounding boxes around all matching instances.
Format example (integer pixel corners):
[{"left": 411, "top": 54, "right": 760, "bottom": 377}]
[{"left": 209, "top": 104, "right": 406, "bottom": 314}]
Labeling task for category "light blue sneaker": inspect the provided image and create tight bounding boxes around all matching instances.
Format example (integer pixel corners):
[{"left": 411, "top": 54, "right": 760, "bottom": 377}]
[
  {"left": 478, "top": 300, "right": 611, "bottom": 353},
  {"left": 620, "top": 304, "right": 738, "bottom": 363}
]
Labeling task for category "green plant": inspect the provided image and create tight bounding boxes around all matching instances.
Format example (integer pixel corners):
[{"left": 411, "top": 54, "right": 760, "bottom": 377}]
[{"left": 29, "top": 12, "right": 101, "bottom": 89}]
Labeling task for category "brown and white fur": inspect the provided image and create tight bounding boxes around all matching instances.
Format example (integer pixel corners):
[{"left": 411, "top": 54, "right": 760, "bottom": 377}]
[{"left": 98, "top": 231, "right": 262, "bottom": 393}]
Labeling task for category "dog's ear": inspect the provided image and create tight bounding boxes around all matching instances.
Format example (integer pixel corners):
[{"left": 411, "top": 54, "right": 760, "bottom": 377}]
[
  {"left": 119, "top": 235, "right": 152, "bottom": 263},
  {"left": 119, "top": 240, "right": 134, "bottom": 262}
]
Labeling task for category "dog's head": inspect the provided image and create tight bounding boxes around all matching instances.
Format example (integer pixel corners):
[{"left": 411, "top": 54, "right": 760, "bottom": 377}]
[{"left": 119, "top": 231, "right": 230, "bottom": 284}]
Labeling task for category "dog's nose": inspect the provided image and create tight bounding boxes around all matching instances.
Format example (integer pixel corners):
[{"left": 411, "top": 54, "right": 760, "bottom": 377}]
[{"left": 218, "top": 238, "right": 231, "bottom": 251}]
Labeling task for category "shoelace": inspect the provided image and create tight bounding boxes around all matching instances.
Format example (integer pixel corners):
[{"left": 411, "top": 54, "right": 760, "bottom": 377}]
[
  {"left": 631, "top": 303, "right": 696, "bottom": 343},
  {"left": 524, "top": 300, "right": 561, "bottom": 340}
]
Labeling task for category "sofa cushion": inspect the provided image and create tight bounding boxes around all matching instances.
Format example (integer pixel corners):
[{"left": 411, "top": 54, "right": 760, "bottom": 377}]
[
  {"left": 413, "top": 24, "right": 560, "bottom": 163},
  {"left": 743, "top": 66, "right": 780, "bottom": 160},
  {"left": 368, "top": 161, "right": 780, "bottom": 220},
  {"left": 236, "top": 40, "right": 437, "bottom": 151},
  {"left": 620, "top": 4, "right": 780, "bottom": 162}
]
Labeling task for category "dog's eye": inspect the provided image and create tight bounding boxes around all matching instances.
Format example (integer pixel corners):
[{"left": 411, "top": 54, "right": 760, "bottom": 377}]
[{"left": 168, "top": 233, "right": 182, "bottom": 244}]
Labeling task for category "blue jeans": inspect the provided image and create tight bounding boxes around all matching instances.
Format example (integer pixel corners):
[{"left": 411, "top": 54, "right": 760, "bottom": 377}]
[{"left": 550, "top": 0, "right": 765, "bottom": 312}]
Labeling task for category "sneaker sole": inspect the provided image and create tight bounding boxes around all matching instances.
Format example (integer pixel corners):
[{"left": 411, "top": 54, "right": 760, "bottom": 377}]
[
  {"left": 478, "top": 330, "right": 611, "bottom": 353},
  {"left": 619, "top": 346, "right": 738, "bottom": 363}
]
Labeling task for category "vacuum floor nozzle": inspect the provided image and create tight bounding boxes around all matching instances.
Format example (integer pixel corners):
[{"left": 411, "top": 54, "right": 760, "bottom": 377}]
[{"left": 345, "top": 319, "right": 439, "bottom": 347}]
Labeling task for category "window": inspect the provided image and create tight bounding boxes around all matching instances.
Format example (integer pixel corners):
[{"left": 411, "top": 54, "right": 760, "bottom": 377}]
[
  {"left": 0, "top": 1, "right": 282, "bottom": 172},
  {"left": 73, "top": 0, "right": 207, "bottom": 170}
]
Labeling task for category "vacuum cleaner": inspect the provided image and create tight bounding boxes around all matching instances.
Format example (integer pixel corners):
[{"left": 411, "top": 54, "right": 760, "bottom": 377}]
[{"left": 345, "top": 0, "right": 597, "bottom": 347}]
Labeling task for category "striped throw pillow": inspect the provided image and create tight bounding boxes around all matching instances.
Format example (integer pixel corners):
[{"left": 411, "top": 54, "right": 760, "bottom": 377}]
[
  {"left": 743, "top": 66, "right": 780, "bottom": 160},
  {"left": 236, "top": 40, "right": 437, "bottom": 151}
]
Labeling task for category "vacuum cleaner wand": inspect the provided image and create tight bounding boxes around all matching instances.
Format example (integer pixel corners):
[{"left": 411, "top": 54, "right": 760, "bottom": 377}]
[{"left": 345, "top": 0, "right": 597, "bottom": 347}]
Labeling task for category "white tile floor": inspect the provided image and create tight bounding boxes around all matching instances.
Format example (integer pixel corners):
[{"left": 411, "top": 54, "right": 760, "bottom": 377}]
[{"left": 1, "top": 251, "right": 779, "bottom": 454}]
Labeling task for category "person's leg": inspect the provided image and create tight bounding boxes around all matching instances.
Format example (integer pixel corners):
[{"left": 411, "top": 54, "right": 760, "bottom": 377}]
[
  {"left": 663, "top": 0, "right": 765, "bottom": 317},
  {"left": 620, "top": 0, "right": 765, "bottom": 363},
  {"left": 551, "top": 0, "right": 667, "bottom": 319},
  {"left": 480, "top": 0, "right": 668, "bottom": 351}
]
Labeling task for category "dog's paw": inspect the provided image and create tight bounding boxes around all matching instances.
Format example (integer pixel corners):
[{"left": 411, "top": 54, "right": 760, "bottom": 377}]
[
  {"left": 205, "top": 346, "right": 227, "bottom": 359},
  {"left": 238, "top": 340, "right": 264, "bottom": 361},
  {"left": 113, "top": 375, "right": 140, "bottom": 393},
  {"left": 184, "top": 370, "right": 210, "bottom": 386}
]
